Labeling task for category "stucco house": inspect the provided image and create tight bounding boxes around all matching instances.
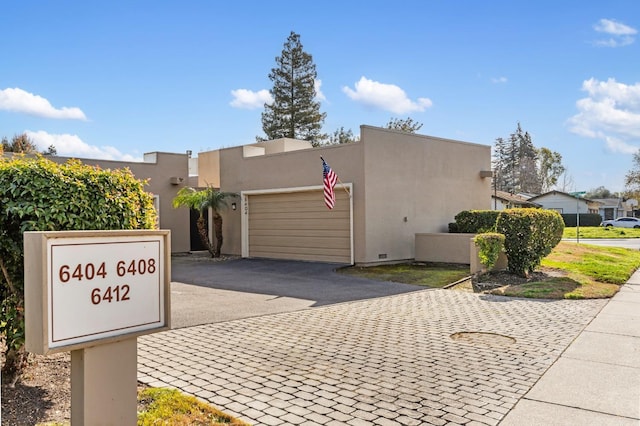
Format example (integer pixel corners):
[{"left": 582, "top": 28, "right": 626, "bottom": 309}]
[
  {"left": 45, "top": 152, "right": 192, "bottom": 253},
  {"left": 491, "top": 190, "right": 541, "bottom": 210},
  {"left": 593, "top": 198, "right": 630, "bottom": 220},
  {"left": 528, "top": 190, "right": 602, "bottom": 215},
  {"left": 198, "top": 125, "right": 492, "bottom": 265}
]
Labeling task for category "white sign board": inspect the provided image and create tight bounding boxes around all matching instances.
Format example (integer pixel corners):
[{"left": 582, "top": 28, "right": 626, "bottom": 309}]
[{"left": 25, "top": 230, "right": 171, "bottom": 354}]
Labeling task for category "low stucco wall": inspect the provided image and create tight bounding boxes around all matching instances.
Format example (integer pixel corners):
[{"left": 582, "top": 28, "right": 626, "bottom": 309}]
[
  {"left": 415, "top": 233, "right": 507, "bottom": 273},
  {"left": 415, "top": 233, "right": 475, "bottom": 264}
]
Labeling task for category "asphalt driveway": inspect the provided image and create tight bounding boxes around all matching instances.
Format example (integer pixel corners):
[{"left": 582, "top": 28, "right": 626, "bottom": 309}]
[{"left": 169, "top": 256, "right": 423, "bottom": 328}]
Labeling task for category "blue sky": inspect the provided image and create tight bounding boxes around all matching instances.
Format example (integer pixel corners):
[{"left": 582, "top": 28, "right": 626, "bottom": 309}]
[{"left": 1, "top": 1, "right": 639, "bottom": 193}]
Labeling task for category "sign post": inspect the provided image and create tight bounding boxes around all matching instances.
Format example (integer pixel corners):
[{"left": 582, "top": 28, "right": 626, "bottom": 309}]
[
  {"left": 25, "top": 230, "right": 171, "bottom": 424},
  {"left": 569, "top": 192, "right": 586, "bottom": 244}
]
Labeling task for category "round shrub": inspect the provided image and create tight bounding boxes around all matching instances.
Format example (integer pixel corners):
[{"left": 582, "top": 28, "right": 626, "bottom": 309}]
[{"left": 496, "top": 208, "right": 564, "bottom": 277}]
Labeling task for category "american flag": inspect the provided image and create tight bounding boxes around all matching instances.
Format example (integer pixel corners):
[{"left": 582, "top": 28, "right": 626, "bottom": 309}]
[{"left": 322, "top": 158, "right": 338, "bottom": 209}]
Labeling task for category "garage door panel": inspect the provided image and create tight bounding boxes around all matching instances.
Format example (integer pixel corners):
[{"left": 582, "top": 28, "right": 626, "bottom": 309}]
[
  {"left": 249, "top": 211, "right": 349, "bottom": 221},
  {"left": 249, "top": 245, "right": 351, "bottom": 262},
  {"left": 250, "top": 218, "right": 349, "bottom": 231},
  {"left": 249, "top": 235, "right": 350, "bottom": 249},
  {"left": 249, "top": 229, "right": 350, "bottom": 238},
  {"left": 247, "top": 190, "right": 351, "bottom": 263}
]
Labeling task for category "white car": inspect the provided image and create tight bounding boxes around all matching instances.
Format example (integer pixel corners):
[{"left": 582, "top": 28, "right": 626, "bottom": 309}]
[{"left": 600, "top": 217, "right": 640, "bottom": 228}]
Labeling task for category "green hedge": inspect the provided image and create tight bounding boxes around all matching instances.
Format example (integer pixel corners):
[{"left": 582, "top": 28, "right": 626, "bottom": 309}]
[
  {"left": 0, "top": 156, "right": 157, "bottom": 379},
  {"left": 561, "top": 213, "right": 603, "bottom": 227},
  {"left": 453, "top": 210, "right": 501, "bottom": 233},
  {"left": 496, "top": 208, "right": 564, "bottom": 277}
]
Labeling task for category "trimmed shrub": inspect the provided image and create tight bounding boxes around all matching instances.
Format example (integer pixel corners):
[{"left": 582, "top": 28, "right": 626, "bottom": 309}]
[
  {"left": 496, "top": 208, "right": 564, "bottom": 277},
  {"left": 473, "top": 232, "right": 505, "bottom": 270},
  {"left": 0, "top": 156, "right": 157, "bottom": 380},
  {"left": 454, "top": 210, "right": 501, "bottom": 233},
  {"left": 561, "top": 213, "right": 603, "bottom": 227}
]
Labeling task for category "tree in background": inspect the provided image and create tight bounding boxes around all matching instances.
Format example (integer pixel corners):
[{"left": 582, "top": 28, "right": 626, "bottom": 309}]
[
  {"left": 1, "top": 133, "right": 56, "bottom": 156},
  {"left": 585, "top": 186, "right": 618, "bottom": 199},
  {"left": 326, "top": 127, "right": 358, "bottom": 145},
  {"left": 624, "top": 150, "right": 640, "bottom": 201},
  {"left": 260, "top": 31, "right": 326, "bottom": 146},
  {"left": 385, "top": 117, "right": 423, "bottom": 133},
  {"left": 512, "top": 123, "right": 539, "bottom": 193},
  {"left": 537, "top": 147, "right": 565, "bottom": 193},
  {"left": 556, "top": 169, "right": 575, "bottom": 193},
  {"left": 492, "top": 123, "right": 565, "bottom": 195},
  {"left": 172, "top": 186, "right": 237, "bottom": 258}
]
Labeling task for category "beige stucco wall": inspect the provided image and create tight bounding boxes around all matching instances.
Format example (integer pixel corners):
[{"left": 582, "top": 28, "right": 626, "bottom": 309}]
[
  {"left": 216, "top": 137, "right": 365, "bottom": 258},
  {"left": 212, "top": 125, "right": 492, "bottom": 264},
  {"left": 360, "top": 126, "right": 492, "bottom": 263},
  {"left": 415, "top": 233, "right": 508, "bottom": 273},
  {"left": 197, "top": 150, "right": 220, "bottom": 188},
  {"left": 415, "top": 233, "right": 476, "bottom": 264},
  {"left": 46, "top": 152, "right": 191, "bottom": 253}
]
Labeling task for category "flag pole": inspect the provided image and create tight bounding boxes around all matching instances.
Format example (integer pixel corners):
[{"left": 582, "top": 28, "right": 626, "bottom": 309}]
[{"left": 321, "top": 156, "right": 351, "bottom": 197}]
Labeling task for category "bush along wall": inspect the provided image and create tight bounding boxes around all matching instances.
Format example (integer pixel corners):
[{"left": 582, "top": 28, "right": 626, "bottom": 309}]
[
  {"left": 453, "top": 210, "right": 501, "bottom": 233},
  {"left": 0, "top": 156, "right": 157, "bottom": 382},
  {"left": 561, "top": 213, "right": 603, "bottom": 227},
  {"left": 496, "top": 208, "right": 564, "bottom": 277},
  {"left": 473, "top": 232, "right": 505, "bottom": 270}
]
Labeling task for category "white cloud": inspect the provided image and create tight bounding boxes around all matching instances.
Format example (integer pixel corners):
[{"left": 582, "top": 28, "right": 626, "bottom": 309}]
[
  {"left": 491, "top": 77, "right": 508, "bottom": 84},
  {"left": 342, "top": 76, "right": 432, "bottom": 114},
  {"left": 593, "top": 19, "right": 637, "bottom": 47},
  {"left": 229, "top": 89, "right": 273, "bottom": 109},
  {"left": 314, "top": 79, "right": 326, "bottom": 102},
  {"left": 26, "top": 130, "right": 139, "bottom": 161},
  {"left": 604, "top": 135, "right": 638, "bottom": 154},
  {"left": 0, "top": 87, "right": 87, "bottom": 120},
  {"left": 568, "top": 78, "right": 640, "bottom": 153},
  {"left": 231, "top": 80, "right": 325, "bottom": 109}
]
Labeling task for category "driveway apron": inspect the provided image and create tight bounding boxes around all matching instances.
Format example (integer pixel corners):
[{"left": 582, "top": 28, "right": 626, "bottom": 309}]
[{"left": 139, "top": 260, "right": 606, "bottom": 426}]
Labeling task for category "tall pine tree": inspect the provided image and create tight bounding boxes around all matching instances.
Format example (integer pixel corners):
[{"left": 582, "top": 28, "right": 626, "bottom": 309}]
[
  {"left": 512, "top": 123, "right": 540, "bottom": 194},
  {"left": 492, "top": 123, "right": 564, "bottom": 195},
  {"left": 260, "top": 31, "right": 326, "bottom": 145}
]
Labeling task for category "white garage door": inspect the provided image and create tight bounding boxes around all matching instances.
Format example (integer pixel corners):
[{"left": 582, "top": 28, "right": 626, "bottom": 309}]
[{"left": 246, "top": 189, "right": 351, "bottom": 263}]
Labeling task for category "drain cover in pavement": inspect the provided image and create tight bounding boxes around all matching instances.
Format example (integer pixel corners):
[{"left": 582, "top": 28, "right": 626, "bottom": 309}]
[{"left": 450, "top": 331, "right": 516, "bottom": 346}]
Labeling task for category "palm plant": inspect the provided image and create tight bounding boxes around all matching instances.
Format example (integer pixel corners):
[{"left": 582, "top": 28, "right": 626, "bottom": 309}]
[{"left": 172, "top": 185, "right": 237, "bottom": 258}]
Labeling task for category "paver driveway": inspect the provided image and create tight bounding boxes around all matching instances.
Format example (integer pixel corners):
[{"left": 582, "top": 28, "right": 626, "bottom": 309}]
[{"left": 138, "top": 276, "right": 606, "bottom": 425}]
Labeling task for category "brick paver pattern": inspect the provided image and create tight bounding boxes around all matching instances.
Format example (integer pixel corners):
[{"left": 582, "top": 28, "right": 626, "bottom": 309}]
[{"left": 138, "top": 289, "right": 606, "bottom": 426}]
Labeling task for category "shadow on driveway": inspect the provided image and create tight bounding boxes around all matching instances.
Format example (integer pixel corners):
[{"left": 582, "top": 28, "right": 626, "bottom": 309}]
[
  {"left": 172, "top": 257, "right": 423, "bottom": 306},
  {"left": 169, "top": 256, "right": 425, "bottom": 328}
]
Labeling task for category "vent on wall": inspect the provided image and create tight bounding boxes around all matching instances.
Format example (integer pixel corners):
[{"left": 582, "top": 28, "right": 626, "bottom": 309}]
[{"left": 169, "top": 176, "right": 184, "bottom": 185}]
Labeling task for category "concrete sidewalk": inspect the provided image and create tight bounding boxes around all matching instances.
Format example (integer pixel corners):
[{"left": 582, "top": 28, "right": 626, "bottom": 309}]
[{"left": 500, "top": 271, "right": 640, "bottom": 425}]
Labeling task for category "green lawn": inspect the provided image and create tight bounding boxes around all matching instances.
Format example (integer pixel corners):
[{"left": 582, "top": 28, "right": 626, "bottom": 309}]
[
  {"left": 492, "top": 241, "right": 640, "bottom": 299},
  {"left": 137, "top": 388, "right": 248, "bottom": 426},
  {"left": 338, "top": 262, "right": 470, "bottom": 288},
  {"left": 563, "top": 226, "right": 640, "bottom": 239},
  {"left": 340, "top": 241, "right": 640, "bottom": 300}
]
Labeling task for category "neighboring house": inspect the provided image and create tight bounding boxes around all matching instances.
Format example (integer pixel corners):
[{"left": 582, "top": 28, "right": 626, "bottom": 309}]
[
  {"left": 593, "top": 198, "right": 628, "bottom": 220},
  {"left": 491, "top": 190, "right": 541, "bottom": 210},
  {"left": 528, "top": 190, "right": 602, "bottom": 215},
  {"left": 46, "top": 152, "right": 192, "bottom": 253},
  {"left": 198, "top": 125, "right": 492, "bottom": 265}
]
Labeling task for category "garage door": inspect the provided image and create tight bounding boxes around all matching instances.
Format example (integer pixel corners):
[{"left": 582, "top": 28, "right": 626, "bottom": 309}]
[{"left": 247, "top": 189, "right": 351, "bottom": 263}]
